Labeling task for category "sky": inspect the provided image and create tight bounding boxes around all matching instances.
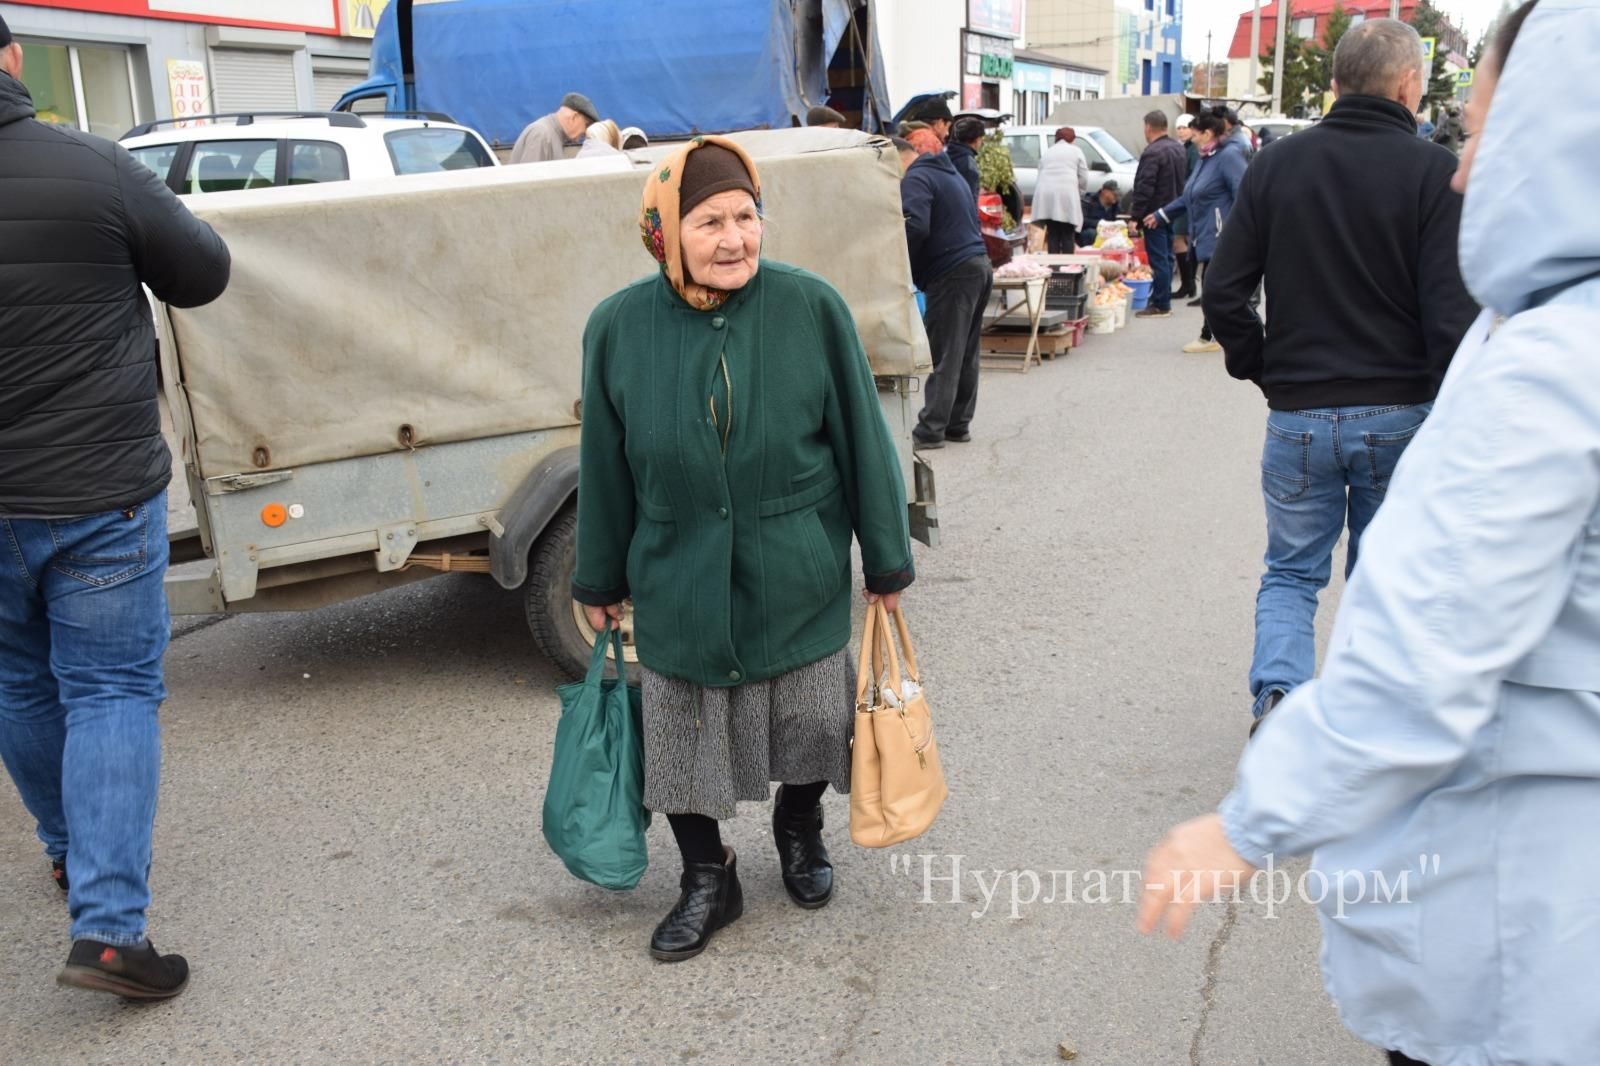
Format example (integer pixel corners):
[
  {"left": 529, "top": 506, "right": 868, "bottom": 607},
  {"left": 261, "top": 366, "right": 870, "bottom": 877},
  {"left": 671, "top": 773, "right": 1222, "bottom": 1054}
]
[{"left": 1180, "top": 0, "right": 1511, "bottom": 64}]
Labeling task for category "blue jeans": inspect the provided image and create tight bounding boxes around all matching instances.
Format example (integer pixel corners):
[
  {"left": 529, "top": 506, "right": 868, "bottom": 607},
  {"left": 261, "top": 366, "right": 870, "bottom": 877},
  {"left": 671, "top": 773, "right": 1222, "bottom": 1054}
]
[
  {"left": 1143, "top": 223, "right": 1173, "bottom": 311},
  {"left": 0, "top": 491, "right": 170, "bottom": 945},
  {"left": 1250, "top": 406, "right": 1431, "bottom": 716}
]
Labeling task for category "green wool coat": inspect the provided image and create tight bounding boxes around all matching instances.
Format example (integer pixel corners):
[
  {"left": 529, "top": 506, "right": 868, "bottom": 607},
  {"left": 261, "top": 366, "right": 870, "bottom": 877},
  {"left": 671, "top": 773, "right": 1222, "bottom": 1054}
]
[{"left": 572, "top": 262, "right": 915, "bottom": 688}]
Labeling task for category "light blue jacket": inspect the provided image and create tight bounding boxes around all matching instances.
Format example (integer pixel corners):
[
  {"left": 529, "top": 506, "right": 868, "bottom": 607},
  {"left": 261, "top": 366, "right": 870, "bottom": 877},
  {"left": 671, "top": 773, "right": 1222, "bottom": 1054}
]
[
  {"left": 1156, "top": 136, "right": 1246, "bottom": 261},
  {"left": 1218, "top": 3, "right": 1600, "bottom": 1063}
]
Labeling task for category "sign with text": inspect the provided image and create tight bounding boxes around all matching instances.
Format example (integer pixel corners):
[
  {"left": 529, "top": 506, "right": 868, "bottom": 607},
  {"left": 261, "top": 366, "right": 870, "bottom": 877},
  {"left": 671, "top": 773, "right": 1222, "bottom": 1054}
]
[
  {"left": 166, "top": 59, "right": 209, "bottom": 128},
  {"left": 969, "top": 0, "right": 1024, "bottom": 39}
]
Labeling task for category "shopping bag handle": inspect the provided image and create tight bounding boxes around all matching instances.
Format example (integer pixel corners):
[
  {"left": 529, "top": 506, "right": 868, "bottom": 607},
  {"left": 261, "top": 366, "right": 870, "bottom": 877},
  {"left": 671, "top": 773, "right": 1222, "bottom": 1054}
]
[
  {"left": 871, "top": 602, "right": 907, "bottom": 699},
  {"left": 888, "top": 607, "right": 921, "bottom": 684},
  {"left": 584, "top": 621, "right": 628, "bottom": 686}
]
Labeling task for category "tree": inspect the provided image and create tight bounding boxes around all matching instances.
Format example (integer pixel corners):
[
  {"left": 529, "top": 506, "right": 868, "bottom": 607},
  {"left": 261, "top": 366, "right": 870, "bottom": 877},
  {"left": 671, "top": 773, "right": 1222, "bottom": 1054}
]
[
  {"left": 1313, "top": 2, "right": 1354, "bottom": 97},
  {"left": 1258, "top": 31, "right": 1321, "bottom": 113},
  {"left": 1407, "top": 0, "right": 1463, "bottom": 108}
]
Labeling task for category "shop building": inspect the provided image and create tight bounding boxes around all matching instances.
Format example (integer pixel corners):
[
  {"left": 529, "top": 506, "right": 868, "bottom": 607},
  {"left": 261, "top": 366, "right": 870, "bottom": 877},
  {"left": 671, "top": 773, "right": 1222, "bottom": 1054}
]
[{"left": 4, "top": 1, "right": 386, "bottom": 139}]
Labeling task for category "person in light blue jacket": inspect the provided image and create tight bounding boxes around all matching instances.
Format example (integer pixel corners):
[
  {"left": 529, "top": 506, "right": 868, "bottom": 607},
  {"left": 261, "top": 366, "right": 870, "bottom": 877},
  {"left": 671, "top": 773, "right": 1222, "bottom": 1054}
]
[
  {"left": 1146, "top": 111, "right": 1247, "bottom": 353},
  {"left": 1139, "top": 3, "right": 1600, "bottom": 1064}
]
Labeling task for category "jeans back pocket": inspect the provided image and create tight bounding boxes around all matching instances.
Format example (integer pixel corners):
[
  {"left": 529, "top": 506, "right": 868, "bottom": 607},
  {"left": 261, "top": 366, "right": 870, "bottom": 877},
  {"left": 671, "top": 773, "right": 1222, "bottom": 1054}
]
[
  {"left": 1262, "top": 422, "right": 1313, "bottom": 502},
  {"left": 48, "top": 503, "right": 151, "bottom": 588}
]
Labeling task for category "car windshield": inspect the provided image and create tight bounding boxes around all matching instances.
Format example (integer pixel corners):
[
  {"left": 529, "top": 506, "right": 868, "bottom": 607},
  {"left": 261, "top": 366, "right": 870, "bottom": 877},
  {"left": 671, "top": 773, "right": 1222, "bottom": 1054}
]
[
  {"left": 384, "top": 128, "right": 492, "bottom": 174},
  {"left": 1086, "top": 129, "right": 1135, "bottom": 165},
  {"left": 1003, "top": 135, "right": 1041, "bottom": 169}
]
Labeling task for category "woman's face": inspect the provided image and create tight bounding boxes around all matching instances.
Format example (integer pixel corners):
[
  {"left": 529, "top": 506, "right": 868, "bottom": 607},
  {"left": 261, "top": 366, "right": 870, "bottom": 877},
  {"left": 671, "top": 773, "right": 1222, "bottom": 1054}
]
[
  {"left": 1452, "top": 52, "right": 1501, "bottom": 195},
  {"left": 681, "top": 190, "right": 762, "bottom": 291}
]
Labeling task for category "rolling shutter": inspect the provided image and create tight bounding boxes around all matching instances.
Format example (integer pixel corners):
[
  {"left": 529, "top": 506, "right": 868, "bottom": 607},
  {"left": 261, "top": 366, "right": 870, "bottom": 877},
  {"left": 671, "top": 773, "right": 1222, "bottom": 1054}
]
[
  {"left": 209, "top": 49, "right": 298, "bottom": 114},
  {"left": 311, "top": 56, "right": 370, "bottom": 112}
]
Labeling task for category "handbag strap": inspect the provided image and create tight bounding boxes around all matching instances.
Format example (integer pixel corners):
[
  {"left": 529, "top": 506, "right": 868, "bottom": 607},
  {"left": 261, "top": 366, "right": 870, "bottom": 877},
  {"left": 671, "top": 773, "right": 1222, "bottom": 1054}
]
[
  {"left": 584, "top": 621, "right": 627, "bottom": 686},
  {"left": 872, "top": 602, "right": 906, "bottom": 698},
  {"left": 854, "top": 602, "right": 880, "bottom": 708},
  {"left": 888, "top": 607, "right": 921, "bottom": 683}
]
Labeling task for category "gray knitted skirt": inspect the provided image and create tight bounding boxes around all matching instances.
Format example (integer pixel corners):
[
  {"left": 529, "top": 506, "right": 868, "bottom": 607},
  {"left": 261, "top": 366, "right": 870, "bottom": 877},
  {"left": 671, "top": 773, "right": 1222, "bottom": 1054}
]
[{"left": 640, "top": 648, "right": 855, "bottom": 820}]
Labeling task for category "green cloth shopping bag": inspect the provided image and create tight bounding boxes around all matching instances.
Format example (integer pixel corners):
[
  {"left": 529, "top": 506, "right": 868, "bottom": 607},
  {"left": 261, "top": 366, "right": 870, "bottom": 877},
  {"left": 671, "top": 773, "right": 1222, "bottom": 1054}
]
[{"left": 541, "top": 624, "right": 651, "bottom": 890}]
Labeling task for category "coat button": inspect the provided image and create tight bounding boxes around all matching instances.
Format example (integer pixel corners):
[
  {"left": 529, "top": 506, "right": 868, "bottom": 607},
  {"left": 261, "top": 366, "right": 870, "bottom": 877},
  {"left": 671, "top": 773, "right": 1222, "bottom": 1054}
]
[
  {"left": 711, "top": 315, "right": 726, "bottom": 330},
  {"left": 716, "top": 506, "right": 729, "bottom": 519},
  {"left": 728, "top": 670, "right": 742, "bottom": 682}
]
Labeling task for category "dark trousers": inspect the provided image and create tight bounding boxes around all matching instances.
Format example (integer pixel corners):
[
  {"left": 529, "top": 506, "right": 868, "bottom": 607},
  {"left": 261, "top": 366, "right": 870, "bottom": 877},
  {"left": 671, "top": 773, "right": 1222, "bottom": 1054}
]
[
  {"left": 1198, "top": 261, "right": 1213, "bottom": 341},
  {"left": 1044, "top": 220, "right": 1077, "bottom": 254},
  {"left": 667, "top": 781, "right": 827, "bottom": 865},
  {"left": 1388, "top": 1052, "right": 1430, "bottom": 1066},
  {"left": 1143, "top": 223, "right": 1173, "bottom": 311},
  {"left": 916, "top": 255, "right": 994, "bottom": 443}
]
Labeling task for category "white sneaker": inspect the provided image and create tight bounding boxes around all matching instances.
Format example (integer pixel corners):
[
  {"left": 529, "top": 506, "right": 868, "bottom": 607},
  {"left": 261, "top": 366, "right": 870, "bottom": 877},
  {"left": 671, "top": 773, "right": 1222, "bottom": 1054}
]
[{"left": 1182, "top": 339, "right": 1222, "bottom": 354}]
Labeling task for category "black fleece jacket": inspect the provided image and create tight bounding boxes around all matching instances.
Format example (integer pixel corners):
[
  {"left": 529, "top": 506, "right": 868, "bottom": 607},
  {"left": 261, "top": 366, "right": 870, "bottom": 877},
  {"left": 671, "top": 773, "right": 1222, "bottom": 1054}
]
[{"left": 1202, "top": 95, "right": 1478, "bottom": 410}]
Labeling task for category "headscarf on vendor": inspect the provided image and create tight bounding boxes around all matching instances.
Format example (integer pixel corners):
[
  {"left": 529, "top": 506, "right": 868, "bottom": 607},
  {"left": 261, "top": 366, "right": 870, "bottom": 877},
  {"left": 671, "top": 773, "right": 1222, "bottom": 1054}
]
[{"left": 639, "top": 136, "right": 763, "bottom": 312}]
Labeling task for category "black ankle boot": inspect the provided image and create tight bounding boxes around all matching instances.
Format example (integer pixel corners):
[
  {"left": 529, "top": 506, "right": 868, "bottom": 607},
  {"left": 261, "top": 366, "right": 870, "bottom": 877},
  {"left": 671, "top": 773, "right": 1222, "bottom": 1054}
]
[
  {"left": 57, "top": 939, "right": 189, "bottom": 1000},
  {"left": 649, "top": 847, "right": 744, "bottom": 962},
  {"left": 1173, "top": 254, "right": 1197, "bottom": 299},
  {"left": 772, "top": 786, "right": 834, "bottom": 909}
]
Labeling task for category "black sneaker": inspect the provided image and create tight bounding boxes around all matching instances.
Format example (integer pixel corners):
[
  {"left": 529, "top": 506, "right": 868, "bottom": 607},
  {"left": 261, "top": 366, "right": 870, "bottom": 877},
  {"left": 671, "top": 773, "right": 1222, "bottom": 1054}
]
[
  {"left": 57, "top": 939, "right": 190, "bottom": 1000},
  {"left": 945, "top": 430, "right": 972, "bottom": 443},
  {"left": 1187, "top": 296, "right": 1204, "bottom": 308},
  {"left": 51, "top": 857, "right": 68, "bottom": 897},
  {"left": 912, "top": 435, "right": 944, "bottom": 452},
  {"left": 1248, "top": 690, "right": 1286, "bottom": 740},
  {"left": 1135, "top": 306, "right": 1171, "bottom": 319}
]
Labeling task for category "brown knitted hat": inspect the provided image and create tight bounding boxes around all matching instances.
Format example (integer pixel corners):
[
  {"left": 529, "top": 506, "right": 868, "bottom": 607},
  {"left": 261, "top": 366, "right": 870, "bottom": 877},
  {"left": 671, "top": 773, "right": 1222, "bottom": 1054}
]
[{"left": 678, "top": 144, "right": 757, "bottom": 216}]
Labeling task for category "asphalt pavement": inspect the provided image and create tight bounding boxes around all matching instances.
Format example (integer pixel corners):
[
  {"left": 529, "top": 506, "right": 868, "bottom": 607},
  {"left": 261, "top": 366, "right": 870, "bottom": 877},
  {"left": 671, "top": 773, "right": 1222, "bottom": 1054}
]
[{"left": 0, "top": 302, "right": 1380, "bottom": 1065}]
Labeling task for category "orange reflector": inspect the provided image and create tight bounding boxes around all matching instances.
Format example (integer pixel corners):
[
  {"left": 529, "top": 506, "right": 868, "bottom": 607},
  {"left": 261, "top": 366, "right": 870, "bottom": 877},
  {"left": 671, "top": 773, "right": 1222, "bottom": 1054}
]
[{"left": 261, "top": 503, "right": 288, "bottom": 528}]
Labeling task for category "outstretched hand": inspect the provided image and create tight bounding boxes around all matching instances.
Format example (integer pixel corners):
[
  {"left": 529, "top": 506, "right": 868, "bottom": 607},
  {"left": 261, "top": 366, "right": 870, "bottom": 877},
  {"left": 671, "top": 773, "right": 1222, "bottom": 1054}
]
[{"left": 1136, "top": 813, "right": 1258, "bottom": 939}]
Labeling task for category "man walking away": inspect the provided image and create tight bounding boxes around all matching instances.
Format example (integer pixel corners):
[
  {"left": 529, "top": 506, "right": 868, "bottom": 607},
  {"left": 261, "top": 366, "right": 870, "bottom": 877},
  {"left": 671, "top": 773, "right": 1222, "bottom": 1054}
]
[
  {"left": 0, "top": 19, "right": 231, "bottom": 1000},
  {"left": 902, "top": 143, "right": 993, "bottom": 450},
  {"left": 510, "top": 91, "right": 598, "bottom": 164},
  {"left": 1126, "top": 111, "right": 1186, "bottom": 319},
  {"left": 945, "top": 116, "right": 985, "bottom": 200},
  {"left": 1202, "top": 18, "right": 1478, "bottom": 733}
]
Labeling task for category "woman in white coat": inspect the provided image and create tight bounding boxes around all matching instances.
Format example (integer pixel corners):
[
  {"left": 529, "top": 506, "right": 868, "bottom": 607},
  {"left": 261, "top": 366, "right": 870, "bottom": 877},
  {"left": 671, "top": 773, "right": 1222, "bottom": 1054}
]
[
  {"left": 1031, "top": 127, "right": 1089, "bottom": 253},
  {"left": 1140, "top": 3, "right": 1600, "bottom": 1063}
]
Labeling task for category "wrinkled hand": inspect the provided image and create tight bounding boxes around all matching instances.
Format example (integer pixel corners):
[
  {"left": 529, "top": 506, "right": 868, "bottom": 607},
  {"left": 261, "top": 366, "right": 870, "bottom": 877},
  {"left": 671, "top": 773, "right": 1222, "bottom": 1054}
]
[
  {"left": 582, "top": 602, "right": 625, "bottom": 632},
  {"left": 863, "top": 589, "right": 901, "bottom": 615},
  {"left": 1136, "top": 813, "right": 1258, "bottom": 939},
  {"left": 1142, "top": 213, "right": 1159, "bottom": 230}
]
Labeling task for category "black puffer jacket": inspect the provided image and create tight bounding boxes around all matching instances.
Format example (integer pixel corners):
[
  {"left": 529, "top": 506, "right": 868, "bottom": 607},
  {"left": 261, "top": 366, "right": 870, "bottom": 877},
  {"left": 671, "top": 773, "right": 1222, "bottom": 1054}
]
[{"left": 0, "top": 72, "right": 230, "bottom": 517}]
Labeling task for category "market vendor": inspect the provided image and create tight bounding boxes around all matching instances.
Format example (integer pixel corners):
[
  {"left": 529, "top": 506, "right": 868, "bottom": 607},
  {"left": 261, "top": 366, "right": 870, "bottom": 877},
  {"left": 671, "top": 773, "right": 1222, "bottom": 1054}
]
[{"left": 1080, "top": 180, "right": 1122, "bottom": 248}]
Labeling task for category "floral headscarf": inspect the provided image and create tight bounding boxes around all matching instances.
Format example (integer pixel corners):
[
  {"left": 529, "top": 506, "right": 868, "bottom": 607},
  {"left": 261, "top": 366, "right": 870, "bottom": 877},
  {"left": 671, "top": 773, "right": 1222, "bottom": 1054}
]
[
  {"left": 639, "top": 135, "right": 764, "bottom": 312},
  {"left": 907, "top": 128, "right": 943, "bottom": 156}
]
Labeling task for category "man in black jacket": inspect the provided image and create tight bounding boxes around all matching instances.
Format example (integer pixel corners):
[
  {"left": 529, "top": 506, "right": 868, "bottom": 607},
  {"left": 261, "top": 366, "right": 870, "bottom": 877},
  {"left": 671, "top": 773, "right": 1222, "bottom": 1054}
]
[
  {"left": 946, "top": 116, "right": 985, "bottom": 200},
  {"left": 0, "top": 19, "right": 230, "bottom": 1001},
  {"left": 902, "top": 147, "right": 992, "bottom": 449},
  {"left": 1126, "top": 111, "right": 1186, "bottom": 317},
  {"left": 1202, "top": 18, "right": 1478, "bottom": 733}
]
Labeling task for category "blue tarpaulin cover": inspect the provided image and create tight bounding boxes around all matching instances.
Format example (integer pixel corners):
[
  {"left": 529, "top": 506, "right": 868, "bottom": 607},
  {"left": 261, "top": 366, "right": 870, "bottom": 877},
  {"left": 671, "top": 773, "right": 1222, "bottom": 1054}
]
[{"left": 346, "top": 0, "right": 890, "bottom": 146}]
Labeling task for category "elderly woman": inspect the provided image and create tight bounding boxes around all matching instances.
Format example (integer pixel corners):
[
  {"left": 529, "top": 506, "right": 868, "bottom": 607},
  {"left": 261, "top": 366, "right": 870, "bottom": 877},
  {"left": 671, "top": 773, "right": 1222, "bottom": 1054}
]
[
  {"left": 1140, "top": 4, "right": 1600, "bottom": 1064},
  {"left": 576, "top": 118, "right": 622, "bottom": 159},
  {"left": 573, "top": 137, "right": 915, "bottom": 962},
  {"left": 1032, "top": 127, "right": 1089, "bottom": 254}
]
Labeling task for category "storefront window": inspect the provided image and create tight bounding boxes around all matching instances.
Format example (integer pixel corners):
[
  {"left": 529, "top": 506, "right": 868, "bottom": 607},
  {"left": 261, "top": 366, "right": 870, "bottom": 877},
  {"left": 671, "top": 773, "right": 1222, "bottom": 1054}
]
[
  {"left": 19, "top": 44, "right": 79, "bottom": 128},
  {"left": 17, "top": 40, "right": 138, "bottom": 138},
  {"left": 78, "top": 45, "right": 136, "bottom": 140}
]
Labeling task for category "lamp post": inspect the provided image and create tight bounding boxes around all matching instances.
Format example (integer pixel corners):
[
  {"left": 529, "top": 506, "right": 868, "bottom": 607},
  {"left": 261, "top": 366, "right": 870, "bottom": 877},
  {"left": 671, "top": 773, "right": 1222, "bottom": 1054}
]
[
  {"left": 1271, "top": 0, "right": 1289, "bottom": 116},
  {"left": 1249, "top": 0, "right": 1262, "bottom": 97}
]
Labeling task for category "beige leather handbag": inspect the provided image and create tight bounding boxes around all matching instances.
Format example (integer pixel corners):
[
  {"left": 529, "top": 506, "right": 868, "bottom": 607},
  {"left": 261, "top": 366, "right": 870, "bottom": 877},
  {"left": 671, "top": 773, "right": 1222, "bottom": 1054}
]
[{"left": 850, "top": 603, "right": 948, "bottom": 848}]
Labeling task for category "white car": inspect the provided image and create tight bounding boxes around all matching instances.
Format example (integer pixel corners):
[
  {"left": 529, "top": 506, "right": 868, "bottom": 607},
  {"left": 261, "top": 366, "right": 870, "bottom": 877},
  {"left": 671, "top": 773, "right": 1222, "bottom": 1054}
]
[
  {"left": 120, "top": 111, "right": 497, "bottom": 195},
  {"left": 1002, "top": 125, "right": 1140, "bottom": 208},
  {"left": 1253, "top": 118, "right": 1316, "bottom": 146}
]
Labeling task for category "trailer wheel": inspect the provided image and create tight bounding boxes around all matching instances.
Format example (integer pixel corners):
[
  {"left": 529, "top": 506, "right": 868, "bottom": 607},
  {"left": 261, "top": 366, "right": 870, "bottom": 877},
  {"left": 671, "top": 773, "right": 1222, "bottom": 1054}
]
[{"left": 525, "top": 507, "right": 638, "bottom": 681}]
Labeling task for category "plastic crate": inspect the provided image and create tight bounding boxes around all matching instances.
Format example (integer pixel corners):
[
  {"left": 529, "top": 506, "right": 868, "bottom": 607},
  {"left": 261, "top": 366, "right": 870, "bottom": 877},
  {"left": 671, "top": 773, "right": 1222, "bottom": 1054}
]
[
  {"left": 1065, "top": 317, "right": 1088, "bottom": 347},
  {"left": 1050, "top": 292, "right": 1088, "bottom": 320},
  {"left": 1044, "top": 266, "right": 1086, "bottom": 307}
]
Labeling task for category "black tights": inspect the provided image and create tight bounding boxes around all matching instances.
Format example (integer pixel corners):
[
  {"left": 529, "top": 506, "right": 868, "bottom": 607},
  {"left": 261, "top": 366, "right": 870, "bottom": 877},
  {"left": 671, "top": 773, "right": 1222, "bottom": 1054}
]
[
  {"left": 1198, "top": 261, "right": 1213, "bottom": 342},
  {"left": 666, "top": 781, "right": 829, "bottom": 866},
  {"left": 1389, "top": 1052, "right": 1431, "bottom": 1066}
]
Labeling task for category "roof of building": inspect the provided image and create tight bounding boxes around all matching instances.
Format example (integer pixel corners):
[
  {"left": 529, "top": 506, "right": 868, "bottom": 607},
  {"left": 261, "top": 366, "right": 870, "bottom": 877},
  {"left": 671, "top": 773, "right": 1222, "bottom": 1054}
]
[
  {"left": 1012, "top": 47, "right": 1109, "bottom": 77},
  {"left": 1225, "top": 1, "right": 1463, "bottom": 59}
]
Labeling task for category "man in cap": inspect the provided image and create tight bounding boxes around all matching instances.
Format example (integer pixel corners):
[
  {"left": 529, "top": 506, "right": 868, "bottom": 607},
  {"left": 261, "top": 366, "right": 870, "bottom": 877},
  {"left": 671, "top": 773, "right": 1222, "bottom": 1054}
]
[
  {"left": 1, "top": 11, "right": 231, "bottom": 1000},
  {"left": 510, "top": 91, "right": 599, "bottom": 164},
  {"left": 806, "top": 105, "right": 847, "bottom": 128},
  {"left": 1080, "top": 179, "right": 1123, "bottom": 248},
  {"left": 912, "top": 98, "right": 954, "bottom": 143}
]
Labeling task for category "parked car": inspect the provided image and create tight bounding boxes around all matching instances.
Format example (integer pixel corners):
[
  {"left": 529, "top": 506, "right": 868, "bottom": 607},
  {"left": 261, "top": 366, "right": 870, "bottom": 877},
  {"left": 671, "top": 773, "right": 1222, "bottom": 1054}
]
[
  {"left": 120, "top": 111, "right": 497, "bottom": 195},
  {"left": 1253, "top": 118, "right": 1316, "bottom": 145},
  {"left": 1002, "top": 124, "right": 1139, "bottom": 208}
]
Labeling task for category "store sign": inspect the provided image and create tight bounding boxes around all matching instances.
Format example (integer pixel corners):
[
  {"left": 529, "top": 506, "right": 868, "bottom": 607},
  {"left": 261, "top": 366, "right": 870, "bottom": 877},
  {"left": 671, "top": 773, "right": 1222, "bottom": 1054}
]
[
  {"left": 968, "top": 0, "right": 1024, "bottom": 39},
  {"left": 1012, "top": 62, "right": 1051, "bottom": 93},
  {"left": 165, "top": 59, "right": 209, "bottom": 128},
  {"left": 344, "top": 0, "right": 391, "bottom": 38},
  {"left": 17, "top": 1, "right": 339, "bottom": 34}
]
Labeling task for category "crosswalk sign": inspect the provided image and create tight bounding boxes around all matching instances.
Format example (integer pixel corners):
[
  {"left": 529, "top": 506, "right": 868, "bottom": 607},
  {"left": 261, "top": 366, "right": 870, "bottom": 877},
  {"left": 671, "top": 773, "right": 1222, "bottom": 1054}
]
[
  {"left": 1457, "top": 69, "right": 1475, "bottom": 86},
  {"left": 1421, "top": 36, "right": 1437, "bottom": 60}
]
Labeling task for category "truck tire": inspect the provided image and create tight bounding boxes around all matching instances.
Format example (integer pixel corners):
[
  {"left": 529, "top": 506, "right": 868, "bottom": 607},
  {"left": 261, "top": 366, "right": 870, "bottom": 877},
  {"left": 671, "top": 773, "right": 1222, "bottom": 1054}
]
[{"left": 524, "top": 506, "right": 638, "bottom": 681}]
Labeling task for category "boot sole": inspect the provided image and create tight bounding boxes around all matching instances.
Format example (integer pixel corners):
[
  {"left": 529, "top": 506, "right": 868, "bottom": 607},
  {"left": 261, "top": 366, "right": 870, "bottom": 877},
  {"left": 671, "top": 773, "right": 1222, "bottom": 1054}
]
[
  {"left": 648, "top": 896, "right": 745, "bottom": 963},
  {"left": 57, "top": 965, "right": 188, "bottom": 1001},
  {"left": 784, "top": 884, "right": 834, "bottom": 910}
]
